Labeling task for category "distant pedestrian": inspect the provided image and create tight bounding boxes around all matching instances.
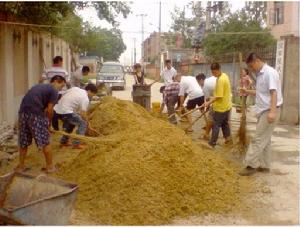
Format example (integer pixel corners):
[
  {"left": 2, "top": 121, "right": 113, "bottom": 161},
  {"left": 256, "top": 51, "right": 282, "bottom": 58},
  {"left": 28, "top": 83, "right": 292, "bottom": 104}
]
[
  {"left": 15, "top": 75, "right": 66, "bottom": 174},
  {"left": 239, "top": 68, "right": 252, "bottom": 104},
  {"left": 160, "top": 59, "right": 177, "bottom": 113},
  {"left": 70, "top": 65, "right": 90, "bottom": 88},
  {"left": 54, "top": 84, "right": 98, "bottom": 149},
  {"left": 40, "top": 56, "right": 69, "bottom": 84},
  {"left": 239, "top": 53, "right": 283, "bottom": 176},
  {"left": 205, "top": 63, "right": 232, "bottom": 148},
  {"left": 164, "top": 75, "right": 180, "bottom": 124},
  {"left": 175, "top": 73, "right": 205, "bottom": 132},
  {"left": 133, "top": 63, "right": 145, "bottom": 85},
  {"left": 196, "top": 73, "right": 217, "bottom": 140}
]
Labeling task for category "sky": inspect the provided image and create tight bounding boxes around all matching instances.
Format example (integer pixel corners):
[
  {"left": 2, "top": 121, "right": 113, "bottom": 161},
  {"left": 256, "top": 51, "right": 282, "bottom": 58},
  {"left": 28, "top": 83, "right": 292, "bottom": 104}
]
[{"left": 77, "top": 1, "right": 245, "bottom": 65}]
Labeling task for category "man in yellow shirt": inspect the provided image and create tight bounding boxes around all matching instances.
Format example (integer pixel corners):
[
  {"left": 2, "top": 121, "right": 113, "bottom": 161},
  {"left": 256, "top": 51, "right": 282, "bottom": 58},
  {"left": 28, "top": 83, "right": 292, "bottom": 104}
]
[{"left": 205, "top": 63, "right": 232, "bottom": 148}]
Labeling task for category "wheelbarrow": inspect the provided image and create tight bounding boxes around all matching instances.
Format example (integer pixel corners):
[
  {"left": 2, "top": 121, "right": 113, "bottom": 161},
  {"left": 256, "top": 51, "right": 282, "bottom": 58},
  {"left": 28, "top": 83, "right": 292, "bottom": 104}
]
[{"left": 0, "top": 172, "right": 78, "bottom": 225}]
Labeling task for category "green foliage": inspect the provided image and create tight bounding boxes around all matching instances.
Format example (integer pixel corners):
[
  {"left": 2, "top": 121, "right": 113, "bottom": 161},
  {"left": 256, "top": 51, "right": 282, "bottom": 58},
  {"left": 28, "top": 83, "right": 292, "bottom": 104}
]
[
  {"left": 80, "top": 26, "right": 126, "bottom": 61},
  {"left": 91, "top": 2, "right": 131, "bottom": 26},
  {"left": 0, "top": 2, "right": 131, "bottom": 61},
  {"left": 0, "top": 2, "right": 74, "bottom": 25},
  {"left": 202, "top": 11, "right": 276, "bottom": 56}
]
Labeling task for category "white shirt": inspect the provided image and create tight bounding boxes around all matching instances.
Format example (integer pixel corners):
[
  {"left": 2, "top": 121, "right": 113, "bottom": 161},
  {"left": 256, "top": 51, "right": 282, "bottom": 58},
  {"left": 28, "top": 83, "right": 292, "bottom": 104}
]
[
  {"left": 54, "top": 87, "right": 90, "bottom": 114},
  {"left": 255, "top": 64, "right": 283, "bottom": 115},
  {"left": 160, "top": 67, "right": 177, "bottom": 85},
  {"left": 179, "top": 76, "right": 204, "bottom": 100},
  {"left": 203, "top": 76, "right": 217, "bottom": 98},
  {"left": 42, "top": 66, "right": 69, "bottom": 82}
]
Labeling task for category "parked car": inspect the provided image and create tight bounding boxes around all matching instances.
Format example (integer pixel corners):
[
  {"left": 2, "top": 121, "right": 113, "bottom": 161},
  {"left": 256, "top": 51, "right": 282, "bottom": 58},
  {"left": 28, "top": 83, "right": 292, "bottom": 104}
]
[{"left": 96, "top": 62, "right": 126, "bottom": 90}]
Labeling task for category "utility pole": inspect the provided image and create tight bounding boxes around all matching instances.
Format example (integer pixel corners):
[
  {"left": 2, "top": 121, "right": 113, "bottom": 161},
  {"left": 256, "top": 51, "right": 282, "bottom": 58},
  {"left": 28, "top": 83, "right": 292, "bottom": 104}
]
[
  {"left": 206, "top": 1, "right": 212, "bottom": 32},
  {"left": 133, "top": 38, "right": 136, "bottom": 64},
  {"left": 136, "top": 14, "right": 147, "bottom": 63},
  {"left": 158, "top": 1, "right": 162, "bottom": 71}
]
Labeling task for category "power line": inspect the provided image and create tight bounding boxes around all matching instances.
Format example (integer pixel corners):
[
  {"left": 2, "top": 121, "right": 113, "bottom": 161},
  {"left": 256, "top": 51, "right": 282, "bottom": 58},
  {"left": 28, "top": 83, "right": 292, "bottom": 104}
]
[{"left": 207, "top": 31, "right": 270, "bottom": 35}]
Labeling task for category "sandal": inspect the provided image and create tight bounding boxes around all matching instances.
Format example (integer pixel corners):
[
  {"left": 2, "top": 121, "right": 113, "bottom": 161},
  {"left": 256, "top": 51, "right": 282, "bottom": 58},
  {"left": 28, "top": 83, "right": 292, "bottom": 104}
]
[
  {"left": 14, "top": 165, "right": 31, "bottom": 173},
  {"left": 41, "top": 166, "right": 58, "bottom": 174}
]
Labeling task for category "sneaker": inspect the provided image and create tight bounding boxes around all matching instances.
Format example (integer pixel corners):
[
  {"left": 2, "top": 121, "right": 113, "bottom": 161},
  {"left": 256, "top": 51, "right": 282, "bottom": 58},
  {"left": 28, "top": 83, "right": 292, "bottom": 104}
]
[
  {"left": 257, "top": 167, "right": 270, "bottom": 173},
  {"left": 72, "top": 144, "right": 86, "bottom": 149},
  {"left": 239, "top": 166, "right": 257, "bottom": 176},
  {"left": 41, "top": 166, "right": 57, "bottom": 174}
]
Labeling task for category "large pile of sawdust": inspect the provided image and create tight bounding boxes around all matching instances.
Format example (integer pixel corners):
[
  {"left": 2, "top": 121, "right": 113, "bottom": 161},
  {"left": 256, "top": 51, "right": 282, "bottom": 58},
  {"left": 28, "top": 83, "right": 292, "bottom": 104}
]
[{"left": 57, "top": 96, "right": 252, "bottom": 225}]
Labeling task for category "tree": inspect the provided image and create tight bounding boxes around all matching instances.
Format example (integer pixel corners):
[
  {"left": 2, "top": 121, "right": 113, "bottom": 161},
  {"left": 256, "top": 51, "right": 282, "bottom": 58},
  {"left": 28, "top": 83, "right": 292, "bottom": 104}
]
[
  {"left": 202, "top": 10, "right": 276, "bottom": 56},
  {"left": 0, "top": 2, "right": 131, "bottom": 60},
  {"left": 0, "top": 2, "right": 131, "bottom": 27},
  {"left": 243, "top": 1, "right": 267, "bottom": 26},
  {"left": 0, "top": 2, "right": 74, "bottom": 26},
  {"left": 170, "top": 6, "right": 196, "bottom": 48},
  {"left": 80, "top": 26, "right": 126, "bottom": 61}
]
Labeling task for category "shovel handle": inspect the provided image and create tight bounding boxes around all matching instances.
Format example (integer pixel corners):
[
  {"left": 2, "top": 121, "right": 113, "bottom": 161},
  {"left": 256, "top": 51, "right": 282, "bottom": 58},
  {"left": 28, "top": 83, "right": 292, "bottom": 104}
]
[{"left": 185, "top": 108, "right": 209, "bottom": 131}]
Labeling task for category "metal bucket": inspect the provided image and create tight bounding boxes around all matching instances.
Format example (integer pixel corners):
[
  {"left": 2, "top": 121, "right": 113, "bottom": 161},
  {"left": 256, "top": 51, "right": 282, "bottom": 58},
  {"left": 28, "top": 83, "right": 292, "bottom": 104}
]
[{"left": 0, "top": 172, "right": 78, "bottom": 225}]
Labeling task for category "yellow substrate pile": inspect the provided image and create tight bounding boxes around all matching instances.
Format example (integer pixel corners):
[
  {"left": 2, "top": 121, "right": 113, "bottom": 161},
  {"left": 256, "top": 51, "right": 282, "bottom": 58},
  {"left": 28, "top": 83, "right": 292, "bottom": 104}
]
[{"left": 57, "top": 96, "right": 251, "bottom": 225}]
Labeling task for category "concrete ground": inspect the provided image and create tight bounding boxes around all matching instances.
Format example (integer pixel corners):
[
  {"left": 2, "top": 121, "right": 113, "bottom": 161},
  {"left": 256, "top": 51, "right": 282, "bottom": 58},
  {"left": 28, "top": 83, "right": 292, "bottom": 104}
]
[{"left": 112, "top": 74, "right": 299, "bottom": 225}]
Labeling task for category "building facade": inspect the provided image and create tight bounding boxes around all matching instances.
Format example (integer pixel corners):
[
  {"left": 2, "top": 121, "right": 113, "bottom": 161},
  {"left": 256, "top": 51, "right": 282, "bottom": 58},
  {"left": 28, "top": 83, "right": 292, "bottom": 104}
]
[{"left": 267, "top": 1, "right": 300, "bottom": 39}]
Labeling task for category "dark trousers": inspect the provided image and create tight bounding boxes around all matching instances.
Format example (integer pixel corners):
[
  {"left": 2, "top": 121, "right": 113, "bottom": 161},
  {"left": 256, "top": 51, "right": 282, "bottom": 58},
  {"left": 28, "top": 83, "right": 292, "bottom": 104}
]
[
  {"left": 58, "top": 113, "right": 87, "bottom": 145},
  {"left": 52, "top": 111, "right": 59, "bottom": 131},
  {"left": 209, "top": 109, "right": 231, "bottom": 146},
  {"left": 52, "top": 94, "right": 62, "bottom": 131},
  {"left": 166, "top": 96, "right": 178, "bottom": 124}
]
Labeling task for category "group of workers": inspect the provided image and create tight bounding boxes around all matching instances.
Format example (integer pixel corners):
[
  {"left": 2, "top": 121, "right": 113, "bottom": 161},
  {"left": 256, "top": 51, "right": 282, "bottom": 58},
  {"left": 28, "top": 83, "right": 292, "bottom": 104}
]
[
  {"left": 160, "top": 53, "right": 283, "bottom": 176},
  {"left": 15, "top": 56, "right": 98, "bottom": 173},
  {"left": 14, "top": 52, "right": 283, "bottom": 177}
]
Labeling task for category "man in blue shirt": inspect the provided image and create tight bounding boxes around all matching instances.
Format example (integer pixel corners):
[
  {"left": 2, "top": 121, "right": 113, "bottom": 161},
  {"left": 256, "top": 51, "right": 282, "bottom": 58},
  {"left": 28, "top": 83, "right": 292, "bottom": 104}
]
[{"left": 15, "top": 75, "right": 66, "bottom": 174}]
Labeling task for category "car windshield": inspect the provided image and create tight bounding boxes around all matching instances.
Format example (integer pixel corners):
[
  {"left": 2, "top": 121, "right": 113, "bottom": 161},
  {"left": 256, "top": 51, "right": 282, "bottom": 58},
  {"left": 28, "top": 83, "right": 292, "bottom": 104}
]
[{"left": 100, "top": 65, "right": 123, "bottom": 73}]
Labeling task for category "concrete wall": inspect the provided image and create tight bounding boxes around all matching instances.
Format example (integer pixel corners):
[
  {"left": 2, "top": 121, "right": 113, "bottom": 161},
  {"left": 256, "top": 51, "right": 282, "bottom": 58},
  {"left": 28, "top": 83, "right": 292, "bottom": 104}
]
[
  {"left": 0, "top": 24, "right": 73, "bottom": 127},
  {"left": 280, "top": 36, "right": 299, "bottom": 124}
]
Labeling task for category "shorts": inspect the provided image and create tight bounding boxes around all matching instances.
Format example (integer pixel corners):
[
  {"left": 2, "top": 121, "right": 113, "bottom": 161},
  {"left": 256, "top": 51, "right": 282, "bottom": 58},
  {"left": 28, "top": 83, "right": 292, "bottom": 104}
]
[
  {"left": 18, "top": 112, "right": 50, "bottom": 148},
  {"left": 186, "top": 96, "right": 205, "bottom": 110}
]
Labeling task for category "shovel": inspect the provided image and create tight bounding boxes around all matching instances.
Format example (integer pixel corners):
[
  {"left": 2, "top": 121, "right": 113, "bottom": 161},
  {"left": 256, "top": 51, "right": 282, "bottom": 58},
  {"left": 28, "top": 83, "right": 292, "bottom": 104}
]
[{"left": 168, "top": 105, "right": 204, "bottom": 119}]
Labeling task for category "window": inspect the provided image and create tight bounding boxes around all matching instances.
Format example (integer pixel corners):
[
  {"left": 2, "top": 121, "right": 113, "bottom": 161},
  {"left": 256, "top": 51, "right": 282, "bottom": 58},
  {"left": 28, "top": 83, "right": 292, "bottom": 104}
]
[{"left": 274, "top": 2, "right": 284, "bottom": 24}]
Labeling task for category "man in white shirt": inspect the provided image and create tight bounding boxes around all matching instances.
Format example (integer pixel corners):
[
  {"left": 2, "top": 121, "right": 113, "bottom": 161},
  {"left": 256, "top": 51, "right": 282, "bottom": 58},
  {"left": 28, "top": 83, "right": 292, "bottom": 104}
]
[
  {"left": 239, "top": 53, "right": 283, "bottom": 176},
  {"left": 160, "top": 59, "right": 177, "bottom": 113},
  {"left": 54, "top": 84, "right": 98, "bottom": 149},
  {"left": 175, "top": 73, "right": 205, "bottom": 132},
  {"left": 70, "top": 65, "right": 90, "bottom": 87},
  {"left": 196, "top": 73, "right": 217, "bottom": 139}
]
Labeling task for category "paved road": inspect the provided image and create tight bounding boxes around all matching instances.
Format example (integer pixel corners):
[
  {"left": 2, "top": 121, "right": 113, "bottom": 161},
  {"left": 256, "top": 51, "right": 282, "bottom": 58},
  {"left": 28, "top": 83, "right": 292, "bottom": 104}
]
[{"left": 112, "top": 74, "right": 163, "bottom": 104}]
